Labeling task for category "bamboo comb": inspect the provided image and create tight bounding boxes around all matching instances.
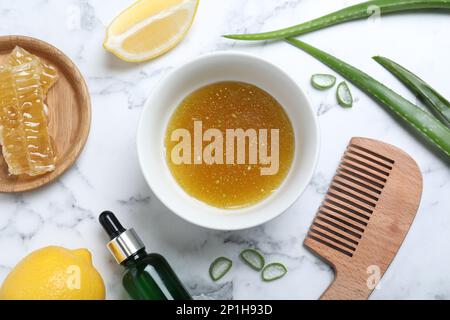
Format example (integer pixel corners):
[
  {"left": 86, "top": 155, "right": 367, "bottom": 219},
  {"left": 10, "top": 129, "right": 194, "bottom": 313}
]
[{"left": 305, "top": 137, "right": 423, "bottom": 300}]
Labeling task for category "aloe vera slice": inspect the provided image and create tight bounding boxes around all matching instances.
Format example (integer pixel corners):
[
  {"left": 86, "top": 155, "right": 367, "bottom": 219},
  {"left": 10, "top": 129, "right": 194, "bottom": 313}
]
[
  {"left": 261, "top": 263, "right": 287, "bottom": 282},
  {"left": 311, "top": 74, "right": 336, "bottom": 90},
  {"left": 224, "top": 0, "right": 450, "bottom": 41},
  {"left": 374, "top": 56, "right": 450, "bottom": 128},
  {"left": 240, "top": 249, "right": 265, "bottom": 271},
  {"left": 209, "top": 257, "right": 232, "bottom": 281},
  {"left": 337, "top": 81, "right": 353, "bottom": 108},
  {"left": 285, "top": 38, "right": 450, "bottom": 159}
]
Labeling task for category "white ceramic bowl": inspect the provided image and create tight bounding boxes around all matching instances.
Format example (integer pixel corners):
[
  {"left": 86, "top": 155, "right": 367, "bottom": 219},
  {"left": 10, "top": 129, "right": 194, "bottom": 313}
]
[{"left": 137, "top": 52, "right": 319, "bottom": 230}]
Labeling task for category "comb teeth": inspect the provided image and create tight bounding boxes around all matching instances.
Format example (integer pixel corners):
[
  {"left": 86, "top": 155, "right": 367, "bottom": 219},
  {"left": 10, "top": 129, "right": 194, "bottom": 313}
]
[{"left": 307, "top": 144, "right": 395, "bottom": 257}]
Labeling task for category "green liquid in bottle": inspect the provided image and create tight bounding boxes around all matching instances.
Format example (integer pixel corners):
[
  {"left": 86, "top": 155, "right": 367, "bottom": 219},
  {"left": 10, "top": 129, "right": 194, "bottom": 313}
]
[
  {"left": 99, "top": 211, "right": 192, "bottom": 300},
  {"left": 123, "top": 251, "right": 192, "bottom": 300}
]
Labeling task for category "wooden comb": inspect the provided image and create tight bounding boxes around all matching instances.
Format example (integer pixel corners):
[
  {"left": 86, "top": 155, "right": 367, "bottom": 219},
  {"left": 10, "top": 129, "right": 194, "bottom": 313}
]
[{"left": 305, "top": 137, "right": 423, "bottom": 300}]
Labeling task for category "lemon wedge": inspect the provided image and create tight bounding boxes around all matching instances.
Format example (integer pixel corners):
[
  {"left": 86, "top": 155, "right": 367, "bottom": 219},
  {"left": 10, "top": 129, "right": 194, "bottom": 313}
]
[{"left": 104, "top": 0, "right": 199, "bottom": 62}]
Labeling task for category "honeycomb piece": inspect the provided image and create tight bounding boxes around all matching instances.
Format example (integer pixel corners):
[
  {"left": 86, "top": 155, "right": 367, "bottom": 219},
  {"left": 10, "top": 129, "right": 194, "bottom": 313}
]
[
  {"left": 0, "top": 62, "right": 56, "bottom": 176},
  {"left": 6, "top": 46, "right": 59, "bottom": 95}
]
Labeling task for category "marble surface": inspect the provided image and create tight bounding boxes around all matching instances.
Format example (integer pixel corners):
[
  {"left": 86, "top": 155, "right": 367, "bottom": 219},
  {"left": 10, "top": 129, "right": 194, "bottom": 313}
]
[{"left": 0, "top": 0, "right": 449, "bottom": 300}]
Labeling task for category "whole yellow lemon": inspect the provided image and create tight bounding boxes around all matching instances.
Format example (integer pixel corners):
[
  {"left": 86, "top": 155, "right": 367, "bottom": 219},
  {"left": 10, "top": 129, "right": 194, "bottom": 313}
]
[{"left": 0, "top": 246, "right": 105, "bottom": 300}]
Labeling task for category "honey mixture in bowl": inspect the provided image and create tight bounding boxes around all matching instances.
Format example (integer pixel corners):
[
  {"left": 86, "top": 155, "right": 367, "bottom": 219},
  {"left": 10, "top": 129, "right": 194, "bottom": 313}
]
[{"left": 165, "top": 81, "right": 295, "bottom": 209}]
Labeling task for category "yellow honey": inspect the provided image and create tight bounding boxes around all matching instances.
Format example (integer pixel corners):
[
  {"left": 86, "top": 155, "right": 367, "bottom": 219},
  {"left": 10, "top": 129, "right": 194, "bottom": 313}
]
[
  {"left": 165, "top": 81, "right": 295, "bottom": 209},
  {"left": 0, "top": 62, "right": 56, "bottom": 176},
  {"left": 6, "top": 46, "right": 59, "bottom": 95}
]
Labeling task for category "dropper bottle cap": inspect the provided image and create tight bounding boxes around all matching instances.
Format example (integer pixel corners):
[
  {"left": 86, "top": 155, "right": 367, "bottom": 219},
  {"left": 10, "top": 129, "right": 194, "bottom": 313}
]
[{"left": 99, "top": 211, "right": 145, "bottom": 264}]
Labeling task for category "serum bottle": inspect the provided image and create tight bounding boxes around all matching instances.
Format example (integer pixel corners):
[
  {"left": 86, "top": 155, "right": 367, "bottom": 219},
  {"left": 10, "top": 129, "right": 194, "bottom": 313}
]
[{"left": 99, "top": 211, "right": 192, "bottom": 300}]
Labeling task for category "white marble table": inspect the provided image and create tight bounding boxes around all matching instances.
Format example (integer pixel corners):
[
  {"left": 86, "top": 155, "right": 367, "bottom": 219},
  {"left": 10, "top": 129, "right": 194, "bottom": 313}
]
[{"left": 0, "top": 0, "right": 449, "bottom": 300}]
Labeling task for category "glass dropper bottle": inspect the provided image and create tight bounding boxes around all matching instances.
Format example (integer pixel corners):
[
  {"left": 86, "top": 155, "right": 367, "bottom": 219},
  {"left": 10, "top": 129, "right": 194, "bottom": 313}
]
[{"left": 99, "top": 211, "right": 192, "bottom": 300}]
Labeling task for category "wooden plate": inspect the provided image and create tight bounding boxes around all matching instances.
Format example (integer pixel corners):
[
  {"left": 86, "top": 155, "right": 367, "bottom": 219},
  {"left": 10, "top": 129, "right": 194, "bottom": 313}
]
[{"left": 0, "top": 35, "right": 91, "bottom": 192}]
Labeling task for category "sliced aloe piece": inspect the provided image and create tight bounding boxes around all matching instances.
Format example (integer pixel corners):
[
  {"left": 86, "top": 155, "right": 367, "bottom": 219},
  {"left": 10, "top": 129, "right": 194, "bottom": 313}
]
[
  {"left": 311, "top": 74, "right": 336, "bottom": 90},
  {"left": 337, "top": 81, "right": 353, "bottom": 108},
  {"left": 209, "top": 257, "right": 232, "bottom": 281},
  {"left": 240, "top": 249, "right": 265, "bottom": 271},
  {"left": 261, "top": 263, "right": 287, "bottom": 282}
]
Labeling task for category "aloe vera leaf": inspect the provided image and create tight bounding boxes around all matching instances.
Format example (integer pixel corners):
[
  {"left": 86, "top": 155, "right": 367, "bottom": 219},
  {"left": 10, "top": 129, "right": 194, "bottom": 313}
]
[
  {"left": 261, "top": 263, "right": 287, "bottom": 281},
  {"left": 209, "top": 257, "right": 232, "bottom": 281},
  {"left": 374, "top": 56, "right": 450, "bottom": 128},
  {"left": 285, "top": 38, "right": 450, "bottom": 159},
  {"left": 224, "top": 0, "right": 450, "bottom": 41},
  {"left": 311, "top": 74, "right": 336, "bottom": 90},
  {"left": 240, "top": 249, "right": 265, "bottom": 271},
  {"left": 337, "top": 81, "right": 353, "bottom": 108}
]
